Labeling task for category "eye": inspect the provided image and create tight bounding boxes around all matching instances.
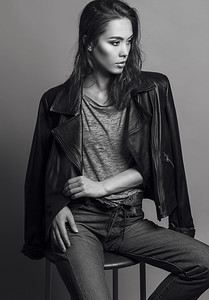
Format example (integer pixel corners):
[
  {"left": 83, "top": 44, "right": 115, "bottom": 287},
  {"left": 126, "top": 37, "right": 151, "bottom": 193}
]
[
  {"left": 127, "top": 38, "right": 133, "bottom": 45},
  {"left": 110, "top": 41, "right": 120, "bottom": 46}
]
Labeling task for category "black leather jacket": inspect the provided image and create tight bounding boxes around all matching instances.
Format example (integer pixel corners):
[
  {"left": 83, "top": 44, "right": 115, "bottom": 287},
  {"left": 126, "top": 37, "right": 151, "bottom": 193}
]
[{"left": 22, "top": 71, "right": 195, "bottom": 260}]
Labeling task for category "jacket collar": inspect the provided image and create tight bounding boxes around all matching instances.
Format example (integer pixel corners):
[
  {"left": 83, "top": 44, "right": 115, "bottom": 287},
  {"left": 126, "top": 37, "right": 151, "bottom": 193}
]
[
  {"left": 49, "top": 79, "right": 81, "bottom": 116},
  {"left": 49, "top": 74, "right": 155, "bottom": 116}
]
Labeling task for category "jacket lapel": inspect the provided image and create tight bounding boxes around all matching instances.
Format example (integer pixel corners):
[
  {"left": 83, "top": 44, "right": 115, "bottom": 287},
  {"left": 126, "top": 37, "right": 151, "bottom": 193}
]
[
  {"left": 52, "top": 114, "right": 83, "bottom": 173},
  {"left": 50, "top": 79, "right": 81, "bottom": 116},
  {"left": 127, "top": 97, "right": 152, "bottom": 175},
  {"left": 50, "top": 80, "right": 83, "bottom": 173}
]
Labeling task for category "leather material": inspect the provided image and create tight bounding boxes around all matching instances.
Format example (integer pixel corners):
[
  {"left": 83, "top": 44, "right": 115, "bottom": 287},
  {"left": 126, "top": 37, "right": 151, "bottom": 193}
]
[{"left": 22, "top": 71, "right": 195, "bottom": 260}]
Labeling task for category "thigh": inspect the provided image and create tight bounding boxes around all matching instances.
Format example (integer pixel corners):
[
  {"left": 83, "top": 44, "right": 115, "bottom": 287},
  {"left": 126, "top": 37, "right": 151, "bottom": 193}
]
[
  {"left": 52, "top": 224, "right": 111, "bottom": 300},
  {"left": 113, "top": 219, "right": 209, "bottom": 275}
]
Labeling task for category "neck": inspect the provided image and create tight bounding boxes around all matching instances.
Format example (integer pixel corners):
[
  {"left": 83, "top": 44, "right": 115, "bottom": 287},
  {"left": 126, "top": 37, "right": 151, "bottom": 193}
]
[
  {"left": 84, "top": 71, "right": 111, "bottom": 91},
  {"left": 83, "top": 71, "right": 112, "bottom": 105}
]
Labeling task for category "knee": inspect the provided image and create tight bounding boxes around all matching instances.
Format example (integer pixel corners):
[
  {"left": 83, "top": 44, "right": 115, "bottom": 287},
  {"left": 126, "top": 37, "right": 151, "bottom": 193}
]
[
  {"left": 196, "top": 264, "right": 209, "bottom": 281},
  {"left": 195, "top": 264, "right": 209, "bottom": 290},
  {"left": 187, "top": 248, "right": 209, "bottom": 284}
]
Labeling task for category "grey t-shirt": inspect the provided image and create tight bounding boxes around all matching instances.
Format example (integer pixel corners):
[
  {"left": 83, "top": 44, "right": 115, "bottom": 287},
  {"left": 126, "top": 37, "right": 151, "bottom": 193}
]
[{"left": 82, "top": 95, "right": 142, "bottom": 203}]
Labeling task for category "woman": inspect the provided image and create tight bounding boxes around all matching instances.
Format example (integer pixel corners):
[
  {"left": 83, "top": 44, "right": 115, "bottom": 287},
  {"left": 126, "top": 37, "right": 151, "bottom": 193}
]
[{"left": 22, "top": 0, "right": 209, "bottom": 299}]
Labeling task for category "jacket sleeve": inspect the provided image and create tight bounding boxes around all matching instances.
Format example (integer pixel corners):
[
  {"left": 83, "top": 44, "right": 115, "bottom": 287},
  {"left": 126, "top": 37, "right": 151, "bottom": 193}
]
[
  {"left": 22, "top": 94, "right": 53, "bottom": 259},
  {"left": 165, "top": 77, "right": 195, "bottom": 237}
]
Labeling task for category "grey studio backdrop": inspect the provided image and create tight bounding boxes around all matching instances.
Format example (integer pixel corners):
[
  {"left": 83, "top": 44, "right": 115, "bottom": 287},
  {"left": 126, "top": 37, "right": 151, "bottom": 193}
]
[{"left": 1, "top": 0, "right": 209, "bottom": 299}]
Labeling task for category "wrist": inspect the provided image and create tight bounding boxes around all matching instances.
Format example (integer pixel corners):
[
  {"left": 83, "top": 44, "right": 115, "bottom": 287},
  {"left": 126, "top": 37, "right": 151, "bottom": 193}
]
[{"left": 99, "top": 181, "right": 109, "bottom": 197}]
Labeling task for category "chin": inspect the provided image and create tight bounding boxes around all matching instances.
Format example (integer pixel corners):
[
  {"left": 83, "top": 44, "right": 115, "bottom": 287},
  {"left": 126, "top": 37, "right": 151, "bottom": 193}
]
[
  {"left": 99, "top": 67, "right": 124, "bottom": 76},
  {"left": 110, "top": 69, "right": 124, "bottom": 75}
]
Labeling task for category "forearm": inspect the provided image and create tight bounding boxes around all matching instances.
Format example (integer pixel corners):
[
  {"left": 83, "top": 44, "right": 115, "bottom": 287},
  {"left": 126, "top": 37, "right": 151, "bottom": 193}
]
[
  {"left": 102, "top": 167, "right": 143, "bottom": 196},
  {"left": 63, "top": 168, "right": 143, "bottom": 199}
]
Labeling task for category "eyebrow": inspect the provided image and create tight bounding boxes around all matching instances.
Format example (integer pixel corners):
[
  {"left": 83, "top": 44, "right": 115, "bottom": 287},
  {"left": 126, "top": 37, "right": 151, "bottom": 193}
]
[{"left": 108, "top": 34, "right": 134, "bottom": 40}]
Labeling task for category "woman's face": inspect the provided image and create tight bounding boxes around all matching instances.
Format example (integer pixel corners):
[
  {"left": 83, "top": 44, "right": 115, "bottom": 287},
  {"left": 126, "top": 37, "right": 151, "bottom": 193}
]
[{"left": 91, "top": 18, "right": 133, "bottom": 75}]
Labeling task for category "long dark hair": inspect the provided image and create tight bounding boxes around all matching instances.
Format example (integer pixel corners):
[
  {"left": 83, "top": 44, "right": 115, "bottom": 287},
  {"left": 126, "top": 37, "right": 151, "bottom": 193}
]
[{"left": 68, "top": 0, "right": 143, "bottom": 109}]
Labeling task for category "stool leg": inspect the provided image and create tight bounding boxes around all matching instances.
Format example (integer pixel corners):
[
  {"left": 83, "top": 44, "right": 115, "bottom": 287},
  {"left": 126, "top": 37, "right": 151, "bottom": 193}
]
[
  {"left": 139, "top": 262, "right": 146, "bottom": 300},
  {"left": 113, "top": 269, "right": 118, "bottom": 300},
  {"left": 45, "top": 259, "right": 52, "bottom": 300}
]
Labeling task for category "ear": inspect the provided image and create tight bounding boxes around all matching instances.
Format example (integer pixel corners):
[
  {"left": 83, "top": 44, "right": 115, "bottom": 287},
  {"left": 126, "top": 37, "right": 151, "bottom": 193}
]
[{"left": 83, "top": 35, "right": 93, "bottom": 51}]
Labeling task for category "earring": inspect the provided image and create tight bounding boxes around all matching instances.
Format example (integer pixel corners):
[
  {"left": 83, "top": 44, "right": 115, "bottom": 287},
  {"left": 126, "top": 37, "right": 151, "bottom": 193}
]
[{"left": 88, "top": 45, "right": 92, "bottom": 52}]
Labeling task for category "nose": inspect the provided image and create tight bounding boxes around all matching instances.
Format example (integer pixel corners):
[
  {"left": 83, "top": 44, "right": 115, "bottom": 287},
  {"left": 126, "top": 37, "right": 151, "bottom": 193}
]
[{"left": 119, "top": 43, "right": 129, "bottom": 58}]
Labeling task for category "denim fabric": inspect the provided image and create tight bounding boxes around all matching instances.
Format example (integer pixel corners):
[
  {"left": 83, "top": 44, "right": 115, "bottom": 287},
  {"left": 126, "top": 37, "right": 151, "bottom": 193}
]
[{"left": 50, "top": 193, "right": 209, "bottom": 300}]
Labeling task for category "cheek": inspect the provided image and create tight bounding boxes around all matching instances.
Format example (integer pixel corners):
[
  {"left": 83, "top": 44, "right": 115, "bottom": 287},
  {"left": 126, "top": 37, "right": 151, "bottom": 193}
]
[{"left": 94, "top": 43, "right": 116, "bottom": 65}]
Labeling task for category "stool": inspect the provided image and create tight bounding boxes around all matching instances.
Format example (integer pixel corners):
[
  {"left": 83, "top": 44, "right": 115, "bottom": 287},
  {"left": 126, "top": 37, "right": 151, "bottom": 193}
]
[{"left": 45, "top": 252, "right": 146, "bottom": 300}]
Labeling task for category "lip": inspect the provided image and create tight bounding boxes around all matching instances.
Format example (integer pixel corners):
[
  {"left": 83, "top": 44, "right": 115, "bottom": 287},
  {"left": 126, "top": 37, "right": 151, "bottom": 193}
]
[
  {"left": 115, "top": 61, "right": 126, "bottom": 67},
  {"left": 116, "top": 61, "right": 126, "bottom": 65}
]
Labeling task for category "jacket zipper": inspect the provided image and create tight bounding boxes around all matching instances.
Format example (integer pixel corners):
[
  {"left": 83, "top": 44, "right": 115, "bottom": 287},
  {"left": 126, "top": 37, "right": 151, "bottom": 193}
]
[
  {"left": 153, "top": 146, "right": 167, "bottom": 218},
  {"left": 163, "top": 152, "right": 174, "bottom": 168},
  {"left": 152, "top": 88, "right": 167, "bottom": 218}
]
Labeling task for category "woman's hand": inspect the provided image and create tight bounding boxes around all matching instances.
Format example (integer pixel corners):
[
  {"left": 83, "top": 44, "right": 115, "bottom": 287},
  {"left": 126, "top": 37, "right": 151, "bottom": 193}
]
[
  {"left": 51, "top": 206, "right": 78, "bottom": 252},
  {"left": 63, "top": 176, "right": 107, "bottom": 199}
]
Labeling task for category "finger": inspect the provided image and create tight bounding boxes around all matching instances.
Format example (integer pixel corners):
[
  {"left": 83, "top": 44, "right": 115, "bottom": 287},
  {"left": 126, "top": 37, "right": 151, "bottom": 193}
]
[
  {"left": 52, "top": 230, "right": 61, "bottom": 250},
  {"left": 71, "top": 191, "right": 86, "bottom": 199},
  {"left": 63, "top": 182, "right": 79, "bottom": 192},
  {"left": 67, "top": 212, "right": 78, "bottom": 233},
  {"left": 64, "top": 177, "right": 81, "bottom": 188},
  {"left": 54, "top": 227, "right": 68, "bottom": 252},
  {"left": 51, "top": 228, "right": 56, "bottom": 244},
  {"left": 58, "top": 222, "right": 71, "bottom": 248},
  {"left": 63, "top": 182, "right": 81, "bottom": 194},
  {"left": 63, "top": 186, "right": 83, "bottom": 196},
  {"left": 68, "top": 182, "right": 81, "bottom": 190}
]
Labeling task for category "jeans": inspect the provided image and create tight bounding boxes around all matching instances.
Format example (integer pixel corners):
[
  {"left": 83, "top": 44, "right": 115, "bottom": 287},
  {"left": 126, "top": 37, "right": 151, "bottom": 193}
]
[{"left": 50, "top": 193, "right": 209, "bottom": 300}]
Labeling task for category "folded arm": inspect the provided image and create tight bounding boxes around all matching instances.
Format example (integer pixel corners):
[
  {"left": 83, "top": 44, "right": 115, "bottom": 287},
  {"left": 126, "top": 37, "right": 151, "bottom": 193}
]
[{"left": 63, "top": 167, "right": 143, "bottom": 199}]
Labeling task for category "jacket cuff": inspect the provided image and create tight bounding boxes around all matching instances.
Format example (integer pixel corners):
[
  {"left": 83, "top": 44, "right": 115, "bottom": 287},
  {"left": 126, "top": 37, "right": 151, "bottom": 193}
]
[
  {"left": 22, "top": 244, "right": 45, "bottom": 260},
  {"left": 169, "top": 225, "right": 195, "bottom": 238}
]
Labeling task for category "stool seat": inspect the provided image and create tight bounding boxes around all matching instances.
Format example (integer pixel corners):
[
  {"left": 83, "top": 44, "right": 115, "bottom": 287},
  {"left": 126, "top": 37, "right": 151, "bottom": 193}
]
[
  {"left": 45, "top": 252, "right": 146, "bottom": 300},
  {"left": 104, "top": 252, "right": 138, "bottom": 270}
]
